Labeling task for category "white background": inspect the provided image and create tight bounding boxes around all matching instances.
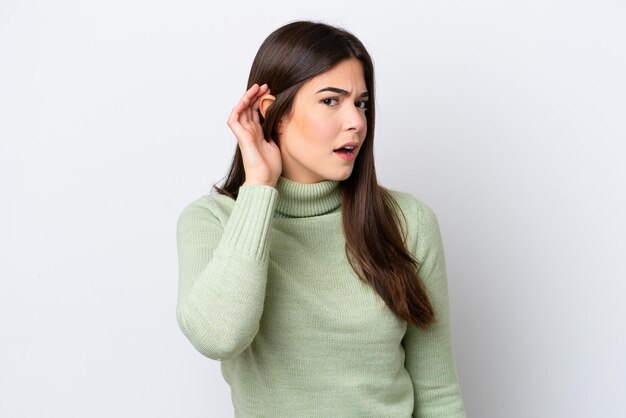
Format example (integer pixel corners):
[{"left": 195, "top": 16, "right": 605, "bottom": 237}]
[{"left": 1, "top": 1, "right": 624, "bottom": 417}]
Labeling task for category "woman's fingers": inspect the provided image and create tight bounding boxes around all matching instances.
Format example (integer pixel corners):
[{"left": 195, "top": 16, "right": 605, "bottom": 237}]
[
  {"left": 245, "top": 84, "right": 267, "bottom": 123},
  {"left": 248, "top": 84, "right": 268, "bottom": 113},
  {"left": 243, "top": 83, "right": 268, "bottom": 112},
  {"left": 242, "top": 83, "right": 260, "bottom": 104},
  {"left": 230, "top": 84, "right": 259, "bottom": 114},
  {"left": 236, "top": 84, "right": 267, "bottom": 121},
  {"left": 227, "top": 83, "right": 272, "bottom": 147},
  {"left": 251, "top": 105, "right": 260, "bottom": 124},
  {"left": 257, "top": 83, "right": 269, "bottom": 98}
]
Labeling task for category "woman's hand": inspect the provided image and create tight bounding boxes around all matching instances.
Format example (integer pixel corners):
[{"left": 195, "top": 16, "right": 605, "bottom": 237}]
[{"left": 227, "top": 83, "right": 282, "bottom": 187}]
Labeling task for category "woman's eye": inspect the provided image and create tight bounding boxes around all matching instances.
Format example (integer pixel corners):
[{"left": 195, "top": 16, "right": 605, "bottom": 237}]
[
  {"left": 355, "top": 100, "right": 368, "bottom": 110},
  {"left": 321, "top": 97, "right": 339, "bottom": 106}
]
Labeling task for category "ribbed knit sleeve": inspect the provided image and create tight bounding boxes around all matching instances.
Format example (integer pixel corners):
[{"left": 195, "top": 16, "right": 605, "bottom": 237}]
[
  {"left": 176, "top": 185, "right": 278, "bottom": 361},
  {"left": 402, "top": 199, "right": 466, "bottom": 418}
]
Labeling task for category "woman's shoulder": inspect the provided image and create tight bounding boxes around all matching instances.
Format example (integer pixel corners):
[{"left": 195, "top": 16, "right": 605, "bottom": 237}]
[
  {"left": 384, "top": 188, "right": 443, "bottom": 254},
  {"left": 177, "top": 191, "right": 235, "bottom": 229},
  {"left": 385, "top": 188, "right": 439, "bottom": 227}
]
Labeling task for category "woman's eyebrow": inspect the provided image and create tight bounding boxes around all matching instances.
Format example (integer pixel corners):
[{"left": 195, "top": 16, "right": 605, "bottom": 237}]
[{"left": 315, "top": 87, "right": 369, "bottom": 97}]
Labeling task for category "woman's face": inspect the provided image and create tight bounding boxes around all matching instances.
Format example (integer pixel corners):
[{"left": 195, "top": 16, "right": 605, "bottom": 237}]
[{"left": 277, "top": 58, "right": 369, "bottom": 183}]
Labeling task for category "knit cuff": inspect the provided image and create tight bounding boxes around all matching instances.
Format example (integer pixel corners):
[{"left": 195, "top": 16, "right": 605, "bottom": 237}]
[{"left": 220, "top": 185, "right": 278, "bottom": 261}]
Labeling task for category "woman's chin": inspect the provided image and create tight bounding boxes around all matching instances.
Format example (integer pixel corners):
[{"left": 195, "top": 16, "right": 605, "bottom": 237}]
[{"left": 328, "top": 168, "right": 354, "bottom": 182}]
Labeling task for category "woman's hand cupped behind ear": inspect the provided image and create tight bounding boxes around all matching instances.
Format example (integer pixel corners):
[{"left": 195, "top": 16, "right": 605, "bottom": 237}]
[{"left": 227, "top": 83, "right": 282, "bottom": 187}]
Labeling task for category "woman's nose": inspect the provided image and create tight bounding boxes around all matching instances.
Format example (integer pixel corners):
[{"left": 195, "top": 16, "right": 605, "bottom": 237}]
[{"left": 344, "top": 105, "right": 366, "bottom": 132}]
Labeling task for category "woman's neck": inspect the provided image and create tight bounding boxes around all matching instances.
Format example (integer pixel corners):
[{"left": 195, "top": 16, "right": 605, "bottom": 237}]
[{"left": 274, "top": 177, "right": 341, "bottom": 218}]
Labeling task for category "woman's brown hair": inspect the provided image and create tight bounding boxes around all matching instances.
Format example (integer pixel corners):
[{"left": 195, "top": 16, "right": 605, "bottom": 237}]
[{"left": 215, "top": 21, "right": 435, "bottom": 329}]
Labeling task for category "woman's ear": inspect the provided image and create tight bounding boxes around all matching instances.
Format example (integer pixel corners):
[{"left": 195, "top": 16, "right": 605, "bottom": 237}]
[{"left": 259, "top": 94, "right": 276, "bottom": 119}]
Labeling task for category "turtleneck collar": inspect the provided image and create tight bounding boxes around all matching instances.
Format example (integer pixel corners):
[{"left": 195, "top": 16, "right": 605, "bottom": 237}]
[{"left": 275, "top": 177, "right": 342, "bottom": 218}]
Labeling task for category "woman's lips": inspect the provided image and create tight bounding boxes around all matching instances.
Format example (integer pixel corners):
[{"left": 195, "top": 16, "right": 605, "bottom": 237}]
[{"left": 334, "top": 148, "right": 357, "bottom": 161}]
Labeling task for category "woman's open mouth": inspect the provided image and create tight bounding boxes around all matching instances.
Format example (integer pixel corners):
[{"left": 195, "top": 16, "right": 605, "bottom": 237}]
[{"left": 334, "top": 145, "right": 357, "bottom": 161}]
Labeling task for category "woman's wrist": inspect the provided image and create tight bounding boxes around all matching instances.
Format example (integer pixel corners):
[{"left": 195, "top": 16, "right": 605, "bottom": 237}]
[{"left": 242, "top": 178, "right": 278, "bottom": 188}]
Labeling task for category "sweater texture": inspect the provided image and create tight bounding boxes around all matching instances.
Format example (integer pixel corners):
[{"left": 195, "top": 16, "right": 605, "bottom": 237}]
[{"left": 176, "top": 177, "right": 466, "bottom": 417}]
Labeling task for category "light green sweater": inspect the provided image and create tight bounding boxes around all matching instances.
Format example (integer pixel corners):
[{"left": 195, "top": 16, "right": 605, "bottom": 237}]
[{"left": 176, "top": 177, "right": 465, "bottom": 418}]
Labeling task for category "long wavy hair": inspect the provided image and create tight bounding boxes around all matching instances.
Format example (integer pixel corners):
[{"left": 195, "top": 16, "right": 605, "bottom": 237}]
[{"left": 215, "top": 21, "right": 435, "bottom": 329}]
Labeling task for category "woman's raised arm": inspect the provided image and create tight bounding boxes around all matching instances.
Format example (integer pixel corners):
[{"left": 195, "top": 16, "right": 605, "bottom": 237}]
[{"left": 176, "top": 84, "right": 281, "bottom": 360}]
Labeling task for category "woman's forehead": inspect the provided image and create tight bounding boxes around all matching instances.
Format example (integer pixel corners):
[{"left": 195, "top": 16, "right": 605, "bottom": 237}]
[{"left": 301, "top": 59, "right": 367, "bottom": 94}]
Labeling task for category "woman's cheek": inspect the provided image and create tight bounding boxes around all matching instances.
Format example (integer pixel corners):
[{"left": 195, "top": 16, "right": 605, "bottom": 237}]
[{"left": 307, "top": 116, "right": 337, "bottom": 144}]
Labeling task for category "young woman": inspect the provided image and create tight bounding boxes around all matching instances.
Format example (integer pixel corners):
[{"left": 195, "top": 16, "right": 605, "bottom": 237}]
[{"left": 176, "top": 21, "right": 466, "bottom": 417}]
